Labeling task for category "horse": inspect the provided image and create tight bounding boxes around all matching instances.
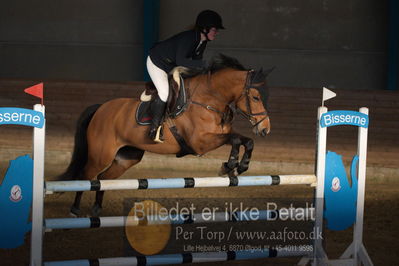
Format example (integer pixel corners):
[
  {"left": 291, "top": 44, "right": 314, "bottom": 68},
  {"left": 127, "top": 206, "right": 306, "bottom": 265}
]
[{"left": 59, "top": 54, "right": 272, "bottom": 217}]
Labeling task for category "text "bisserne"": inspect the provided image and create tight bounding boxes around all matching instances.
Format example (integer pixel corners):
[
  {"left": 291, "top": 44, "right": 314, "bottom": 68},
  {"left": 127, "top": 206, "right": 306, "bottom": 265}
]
[
  {"left": 320, "top": 110, "right": 368, "bottom": 128},
  {"left": 0, "top": 108, "right": 44, "bottom": 128}
]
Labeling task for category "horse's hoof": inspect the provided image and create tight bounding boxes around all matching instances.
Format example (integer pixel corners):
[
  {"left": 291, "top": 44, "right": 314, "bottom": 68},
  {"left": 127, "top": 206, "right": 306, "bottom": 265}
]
[
  {"left": 218, "top": 169, "right": 226, "bottom": 177},
  {"left": 237, "top": 166, "right": 248, "bottom": 175},
  {"left": 218, "top": 163, "right": 230, "bottom": 176},
  {"left": 70, "top": 207, "right": 81, "bottom": 217},
  {"left": 227, "top": 169, "right": 239, "bottom": 178},
  {"left": 91, "top": 206, "right": 102, "bottom": 217}
]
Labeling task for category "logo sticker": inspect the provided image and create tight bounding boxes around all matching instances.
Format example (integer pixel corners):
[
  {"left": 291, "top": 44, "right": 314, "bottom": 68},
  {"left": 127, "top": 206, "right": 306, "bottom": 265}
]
[
  {"left": 9, "top": 185, "right": 22, "bottom": 202},
  {"left": 331, "top": 177, "right": 341, "bottom": 192}
]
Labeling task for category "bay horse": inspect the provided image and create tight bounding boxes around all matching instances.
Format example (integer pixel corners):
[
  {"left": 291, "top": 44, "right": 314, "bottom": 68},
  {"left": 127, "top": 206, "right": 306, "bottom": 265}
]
[{"left": 59, "top": 54, "right": 272, "bottom": 217}]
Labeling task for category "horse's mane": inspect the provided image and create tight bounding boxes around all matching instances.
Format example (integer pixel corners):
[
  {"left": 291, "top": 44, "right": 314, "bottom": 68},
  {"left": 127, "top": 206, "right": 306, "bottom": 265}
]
[
  {"left": 177, "top": 54, "right": 247, "bottom": 78},
  {"left": 208, "top": 54, "right": 247, "bottom": 73}
]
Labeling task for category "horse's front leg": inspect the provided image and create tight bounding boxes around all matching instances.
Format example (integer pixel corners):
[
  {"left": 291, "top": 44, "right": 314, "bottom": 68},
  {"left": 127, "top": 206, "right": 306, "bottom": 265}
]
[
  {"left": 219, "top": 134, "right": 242, "bottom": 177},
  {"left": 236, "top": 136, "right": 254, "bottom": 175}
]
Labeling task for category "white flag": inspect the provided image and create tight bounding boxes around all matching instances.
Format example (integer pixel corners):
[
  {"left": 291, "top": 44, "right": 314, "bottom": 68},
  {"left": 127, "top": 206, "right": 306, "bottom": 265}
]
[{"left": 322, "top": 87, "right": 336, "bottom": 105}]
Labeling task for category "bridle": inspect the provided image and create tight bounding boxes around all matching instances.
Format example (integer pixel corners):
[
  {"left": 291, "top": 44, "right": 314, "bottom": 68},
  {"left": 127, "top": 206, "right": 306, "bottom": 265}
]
[
  {"left": 191, "top": 70, "right": 269, "bottom": 129},
  {"left": 235, "top": 70, "right": 269, "bottom": 128}
]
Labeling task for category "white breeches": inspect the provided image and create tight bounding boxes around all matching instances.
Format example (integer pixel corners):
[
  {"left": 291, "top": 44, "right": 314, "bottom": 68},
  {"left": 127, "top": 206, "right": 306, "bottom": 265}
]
[{"left": 146, "top": 56, "right": 169, "bottom": 102}]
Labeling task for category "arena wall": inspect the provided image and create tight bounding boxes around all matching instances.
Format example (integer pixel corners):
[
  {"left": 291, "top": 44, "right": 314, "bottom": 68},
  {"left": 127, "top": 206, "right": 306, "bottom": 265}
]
[
  {"left": 0, "top": 79, "right": 397, "bottom": 179},
  {"left": 0, "top": 0, "right": 390, "bottom": 89}
]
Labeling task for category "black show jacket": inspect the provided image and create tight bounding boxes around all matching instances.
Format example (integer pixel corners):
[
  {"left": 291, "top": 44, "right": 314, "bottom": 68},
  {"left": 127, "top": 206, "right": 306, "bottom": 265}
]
[{"left": 149, "top": 30, "right": 207, "bottom": 73}]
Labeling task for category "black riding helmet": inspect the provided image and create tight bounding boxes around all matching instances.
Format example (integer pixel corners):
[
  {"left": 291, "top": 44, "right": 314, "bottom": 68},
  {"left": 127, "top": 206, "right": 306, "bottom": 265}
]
[{"left": 195, "top": 10, "right": 225, "bottom": 30}]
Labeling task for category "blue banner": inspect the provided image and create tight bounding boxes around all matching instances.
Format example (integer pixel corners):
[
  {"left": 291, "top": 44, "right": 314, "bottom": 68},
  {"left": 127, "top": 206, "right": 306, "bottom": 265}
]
[
  {"left": 320, "top": 110, "right": 368, "bottom": 128},
  {"left": 0, "top": 155, "right": 33, "bottom": 248},
  {"left": 0, "top": 107, "right": 44, "bottom": 128},
  {"left": 324, "top": 151, "right": 357, "bottom": 231}
]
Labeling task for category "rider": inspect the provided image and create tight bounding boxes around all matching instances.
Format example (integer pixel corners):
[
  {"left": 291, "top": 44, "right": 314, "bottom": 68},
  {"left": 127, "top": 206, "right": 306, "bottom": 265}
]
[{"left": 146, "top": 9, "right": 225, "bottom": 142}]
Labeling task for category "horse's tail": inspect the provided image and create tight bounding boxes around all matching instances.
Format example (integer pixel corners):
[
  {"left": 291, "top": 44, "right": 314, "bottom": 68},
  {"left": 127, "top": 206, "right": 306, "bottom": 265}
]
[{"left": 57, "top": 104, "right": 102, "bottom": 180}]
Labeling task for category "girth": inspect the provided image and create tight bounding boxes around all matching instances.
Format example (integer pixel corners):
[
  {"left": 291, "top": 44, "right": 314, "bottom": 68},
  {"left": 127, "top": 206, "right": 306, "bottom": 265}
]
[{"left": 165, "top": 118, "right": 197, "bottom": 158}]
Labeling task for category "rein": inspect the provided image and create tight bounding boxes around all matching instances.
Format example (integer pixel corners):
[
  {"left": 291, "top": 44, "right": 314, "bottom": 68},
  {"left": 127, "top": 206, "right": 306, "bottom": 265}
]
[
  {"left": 191, "top": 70, "right": 268, "bottom": 128},
  {"left": 190, "top": 71, "right": 233, "bottom": 125},
  {"left": 191, "top": 100, "right": 233, "bottom": 126}
]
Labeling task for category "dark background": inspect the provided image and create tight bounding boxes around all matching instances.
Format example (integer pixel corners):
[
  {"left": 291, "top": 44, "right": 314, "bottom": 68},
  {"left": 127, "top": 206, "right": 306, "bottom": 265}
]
[{"left": 1, "top": 0, "right": 397, "bottom": 90}]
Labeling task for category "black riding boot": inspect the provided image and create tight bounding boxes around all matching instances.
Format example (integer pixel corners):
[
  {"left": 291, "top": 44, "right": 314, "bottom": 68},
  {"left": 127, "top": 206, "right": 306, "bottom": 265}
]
[{"left": 149, "top": 98, "right": 167, "bottom": 142}]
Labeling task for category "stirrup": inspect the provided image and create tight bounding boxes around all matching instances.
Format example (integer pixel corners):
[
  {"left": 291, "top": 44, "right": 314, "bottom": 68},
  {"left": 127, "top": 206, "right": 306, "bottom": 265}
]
[{"left": 154, "top": 125, "right": 164, "bottom": 143}]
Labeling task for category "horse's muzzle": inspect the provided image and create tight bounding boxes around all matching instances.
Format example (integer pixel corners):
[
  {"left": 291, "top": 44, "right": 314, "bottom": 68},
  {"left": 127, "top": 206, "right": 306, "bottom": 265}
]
[{"left": 253, "top": 116, "right": 271, "bottom": 136}]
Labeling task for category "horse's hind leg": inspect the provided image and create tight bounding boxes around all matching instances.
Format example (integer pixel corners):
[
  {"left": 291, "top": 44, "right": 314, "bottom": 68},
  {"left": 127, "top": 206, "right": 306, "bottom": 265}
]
[
  {"left": 69, "top": 144, "right": 117, "bottom": 216},
  {"left": 70, "top": 192, "right": 84, "bottom": 217},
  {"left": 92, "top": 147, "right": 145, "bottom": 217},
  {"left": 70, "top": 155, "right": 110, "bottom": 216}
]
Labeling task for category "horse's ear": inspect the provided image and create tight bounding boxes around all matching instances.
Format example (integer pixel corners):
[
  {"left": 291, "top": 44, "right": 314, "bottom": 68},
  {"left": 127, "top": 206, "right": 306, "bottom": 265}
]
[
  {"left": 252, "top": 68, "right": 266, "bottom": 83},
  {"left": 258, "top": 67, "right": 264, "bottom": 76},
  {"left": 263, "top": 66, "right": 276, "bottom": 77}
]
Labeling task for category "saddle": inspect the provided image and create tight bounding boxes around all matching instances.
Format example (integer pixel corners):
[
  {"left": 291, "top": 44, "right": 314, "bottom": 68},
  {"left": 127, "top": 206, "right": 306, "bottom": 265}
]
[
  {"left": 136, "top": 69, "right": 189, "bottom": 126},
  {"left": 136, "top": 68, "right": 196, "bottom": 157}
]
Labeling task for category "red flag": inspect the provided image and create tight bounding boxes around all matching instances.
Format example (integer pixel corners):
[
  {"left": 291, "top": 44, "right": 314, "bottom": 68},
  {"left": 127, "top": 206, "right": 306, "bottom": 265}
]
[{"left": 24, "top": 83, "right": 44, "bottom": 105}]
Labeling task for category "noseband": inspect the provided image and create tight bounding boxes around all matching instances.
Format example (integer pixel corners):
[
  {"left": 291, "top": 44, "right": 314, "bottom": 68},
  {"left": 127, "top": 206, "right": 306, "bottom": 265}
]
[{"left": 236, "top": 70, "right": 269, "bottom": 128}]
